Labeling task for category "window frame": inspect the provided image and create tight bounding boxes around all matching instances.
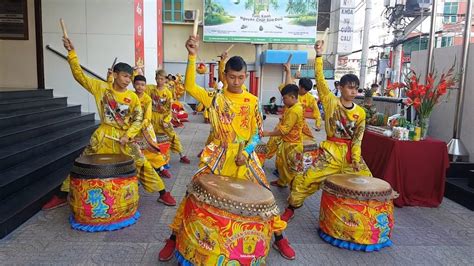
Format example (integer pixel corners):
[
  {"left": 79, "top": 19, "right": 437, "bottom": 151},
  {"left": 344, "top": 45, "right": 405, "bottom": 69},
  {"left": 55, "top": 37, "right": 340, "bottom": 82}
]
[{"left": 162, "top": 0, "right": 184, "bottom": 23}]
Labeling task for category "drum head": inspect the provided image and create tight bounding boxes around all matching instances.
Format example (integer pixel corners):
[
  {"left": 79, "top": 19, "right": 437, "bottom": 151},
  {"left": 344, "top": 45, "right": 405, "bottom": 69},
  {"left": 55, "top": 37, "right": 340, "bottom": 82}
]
[
  {"left": 323, "top": 174, "right": 393, "bottom": 201},
  {"left": 188, "top": 174, "right": 279, "bottom": 218},
  {"left": 71, "top": 154, "right": 136, "bottom": 179}
]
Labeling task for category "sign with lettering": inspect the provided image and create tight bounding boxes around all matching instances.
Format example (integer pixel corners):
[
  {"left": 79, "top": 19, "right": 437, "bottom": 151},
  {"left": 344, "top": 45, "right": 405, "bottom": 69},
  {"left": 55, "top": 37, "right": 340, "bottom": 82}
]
[
  {"left": 203, "top": 0, "right": 317, "bottom": 44},
  {"left": 0, "top": 0, "right": 28, "bottom": 40},
  {"left": 337, "top": 0, "right": 354, "bottom": 54}
]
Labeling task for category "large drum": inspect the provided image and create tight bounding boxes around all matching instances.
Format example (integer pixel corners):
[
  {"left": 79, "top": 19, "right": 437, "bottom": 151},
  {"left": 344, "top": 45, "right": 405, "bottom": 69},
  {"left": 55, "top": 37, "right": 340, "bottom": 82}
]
[
  {"left": 254, "top": 142, "right": 268, "bottom": 165},
  {"left": 176, "top": 174, "right": 283, "bottom": 265},
  {"left": 69, "top": 154, "right": 140, "bottom": 232},
  {"left": 303, "top": 139, "right": 319, "bottom": 170},
  {"left": 319, "top": 174, "right": 396, "bottom": 251}
]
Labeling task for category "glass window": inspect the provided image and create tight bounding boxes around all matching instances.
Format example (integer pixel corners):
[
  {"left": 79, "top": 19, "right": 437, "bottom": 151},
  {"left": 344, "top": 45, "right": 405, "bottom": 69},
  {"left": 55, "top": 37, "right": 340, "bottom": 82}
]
[
  {"left": 443, "top": 2, "right": 458, "bottom": 24},
  {"left": 317, "top": 0, "right": 331, "bottom": 31},
  {"left": 163, "top": 0, "right": 184, "bottom": 22}
]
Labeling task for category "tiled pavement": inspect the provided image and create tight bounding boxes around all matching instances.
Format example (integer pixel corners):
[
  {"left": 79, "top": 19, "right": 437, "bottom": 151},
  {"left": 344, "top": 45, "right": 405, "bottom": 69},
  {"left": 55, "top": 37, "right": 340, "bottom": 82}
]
[{"left": 1, "top": 115, "right": 473, "bottom": 265}]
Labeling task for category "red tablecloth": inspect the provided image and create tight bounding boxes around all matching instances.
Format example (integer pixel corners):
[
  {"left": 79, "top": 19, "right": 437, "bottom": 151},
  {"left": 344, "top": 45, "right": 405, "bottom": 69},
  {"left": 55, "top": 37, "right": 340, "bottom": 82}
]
[{"left": 361, "top": 131, "right": 449, "bottom": 207}]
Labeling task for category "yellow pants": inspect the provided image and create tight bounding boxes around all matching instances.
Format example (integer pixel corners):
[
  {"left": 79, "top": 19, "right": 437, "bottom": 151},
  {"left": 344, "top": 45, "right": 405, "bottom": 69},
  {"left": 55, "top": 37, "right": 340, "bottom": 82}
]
[
  {"left": 143, "top": 150, "right": 168, "bottom": 169},
  {"left": 170, "top": 141, "right": 275, "bottom": 232},
  {"left": 274, "top": 142, "right": 304, "bottom": 187},
  {"left": 288, "top": 140, "right": 372, "bottom": 208},
  {"left": 61, "top": 124, "right": 165, "bottom": 193},
  {"left": 266, "top": 136, "right": 282, "bottom": 160},
  {"left": 152, "top": 112, "right": 183, "bottom": 154},
  {"left": 266, "top": 122, "right": 313, "bottom": 160}
]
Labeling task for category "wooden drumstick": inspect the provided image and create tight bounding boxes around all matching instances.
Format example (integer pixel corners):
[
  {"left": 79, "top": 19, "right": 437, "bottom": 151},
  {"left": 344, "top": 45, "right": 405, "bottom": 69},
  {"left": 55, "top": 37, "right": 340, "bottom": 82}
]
[
  {"left": 111, "top": 57, "right": 118, "bottom": 69},
  {"left": 105, "top": 135, "right": 120, "bottom": 142},
  {"left": 193, "top": 10, "right": 200, "bottom": 37},
  {"left": 322, "top": 27, "right": 329, "bottom": 52},
  {"left": 60, "top": 18, "right": 68, "bottom": 38},
  {"left": 225, "top": 44, "right": 234, "bottom": 54},
  {"left": 286, "top": 54, "right": 293, "bottom": 64},
  {"left": 236, "top": 141, "right": 245, "bottom": 167}
]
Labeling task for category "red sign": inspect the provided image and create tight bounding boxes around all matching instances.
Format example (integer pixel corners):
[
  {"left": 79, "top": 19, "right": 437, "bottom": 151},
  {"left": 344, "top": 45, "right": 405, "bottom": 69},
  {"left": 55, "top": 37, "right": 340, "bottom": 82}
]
[
  {"left": 157, "top": 1, "right": 163, "bottom": 68},
  {"left": 134, "top": 0, "right": 144, "bottom": 67}
]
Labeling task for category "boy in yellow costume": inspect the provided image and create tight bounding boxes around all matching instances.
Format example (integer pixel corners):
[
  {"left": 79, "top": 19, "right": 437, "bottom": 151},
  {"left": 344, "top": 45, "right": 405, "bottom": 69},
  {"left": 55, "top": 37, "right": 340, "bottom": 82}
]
[
  {"left": 133, "top": 75, "right": 172, "bottom": 179},
  {"left": 262, "top": 84, "right": 305, "bottom": 188},
  {"left": 158, "top": 35, "right": 296, "bottom": 262},
  {"left": 280, "top": 41, "right": 372, "bottom": 222},
  {"left": 42, "top": 38, "right": 176, "bottom": 209},
  {"left": 145, "top": 70, "right": 190, "bottom": 164},
  {"left": 266, "top": 63, "right": 319, "bottom": 181}
]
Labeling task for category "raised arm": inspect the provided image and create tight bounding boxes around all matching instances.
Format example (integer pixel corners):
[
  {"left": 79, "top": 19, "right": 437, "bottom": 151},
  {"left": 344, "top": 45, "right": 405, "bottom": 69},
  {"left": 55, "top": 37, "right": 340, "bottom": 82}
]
[
  {"left": 314, "top": 41, "right": 332, "bottom": 101},
  {"left": 184, "top": 35, "right": 212, "bottom": 107},
  {"left": 64, "top": 37, "right": 103, "bottom": 95}
]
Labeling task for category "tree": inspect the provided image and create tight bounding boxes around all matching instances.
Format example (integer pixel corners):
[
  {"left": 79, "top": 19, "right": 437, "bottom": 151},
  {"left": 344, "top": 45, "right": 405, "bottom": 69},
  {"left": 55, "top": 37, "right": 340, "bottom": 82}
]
[
  {"left": 286, "top": 0, "right": 317, "bottom": 15},
  {"left": 245, "top": 0, "right": 279, "bottom": 16}
]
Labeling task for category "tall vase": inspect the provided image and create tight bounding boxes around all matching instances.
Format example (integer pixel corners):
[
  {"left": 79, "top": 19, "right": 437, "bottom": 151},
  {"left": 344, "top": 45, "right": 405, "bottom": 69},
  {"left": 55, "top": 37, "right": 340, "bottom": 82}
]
[{"left": 417, "top": 116, "right": 430, "bottom": 140}]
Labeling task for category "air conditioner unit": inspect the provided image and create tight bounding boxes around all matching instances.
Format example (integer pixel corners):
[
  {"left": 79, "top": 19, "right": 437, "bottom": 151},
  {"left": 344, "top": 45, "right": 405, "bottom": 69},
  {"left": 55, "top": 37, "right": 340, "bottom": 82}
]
[{"left": 184, "top": 10, "right": 196, "bottom": 21}]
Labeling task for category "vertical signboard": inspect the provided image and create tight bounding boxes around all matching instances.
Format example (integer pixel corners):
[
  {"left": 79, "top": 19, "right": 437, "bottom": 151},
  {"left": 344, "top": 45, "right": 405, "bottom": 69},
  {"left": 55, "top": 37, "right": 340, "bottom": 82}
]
[
  {"left": 134, "top": 0, "right": 144, "bottom": 67},
  {"left": 337, "top": 0, "right": 355, "bottom": 55}
]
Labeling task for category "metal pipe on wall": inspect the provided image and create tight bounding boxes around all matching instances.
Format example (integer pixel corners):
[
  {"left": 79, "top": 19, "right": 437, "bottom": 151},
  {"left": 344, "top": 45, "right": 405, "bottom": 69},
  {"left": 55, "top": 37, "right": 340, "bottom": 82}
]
[
  {"left": 447, "top": 0, "right": 472, "bottom": 161},
  {"left": 426, "top": 0, "right": 438, "bottom": 77},
  {"left": 359, "top": 0, "right": 372, "bottom": 89}
]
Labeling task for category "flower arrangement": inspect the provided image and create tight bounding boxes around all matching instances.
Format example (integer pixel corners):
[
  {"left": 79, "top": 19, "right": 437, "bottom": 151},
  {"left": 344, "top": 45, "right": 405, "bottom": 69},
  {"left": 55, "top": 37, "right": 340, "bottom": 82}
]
[{"left": 387, "top": 65, "right": 457, "bottom": 139}]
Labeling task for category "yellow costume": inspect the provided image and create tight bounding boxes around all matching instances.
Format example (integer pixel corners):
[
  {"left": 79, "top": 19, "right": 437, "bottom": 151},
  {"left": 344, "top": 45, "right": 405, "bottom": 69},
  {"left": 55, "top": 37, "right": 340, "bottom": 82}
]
[
  {"left": 299, "top": 92, "right": 322, "bottom": 129},
  {"left": 137, "top": 92, "right": 168, "bottom": 169},
  {"left": 266, "top": 85, "right": 315, "bottom": 160},
  {"left": 145, "top": 84, "right": 184, "bottom": 154},
  {"left": 170, "top": 54, "right": 285, "bottom": 232},
  {"left": 61, "top": 50, "right": 165, "bottom": 193},
  {"left": 274, "top": 102, "right": 305, "bottom": 187},
  {"left": 288, "top": 56, "right": 372, "bottom": 208}
]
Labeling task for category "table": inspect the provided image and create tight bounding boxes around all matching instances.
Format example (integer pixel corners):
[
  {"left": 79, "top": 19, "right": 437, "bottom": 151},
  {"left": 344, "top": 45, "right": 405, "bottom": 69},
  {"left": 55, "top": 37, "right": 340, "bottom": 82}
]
[{"left": 361, "top": 131, "right": 450, "bottom": 207}]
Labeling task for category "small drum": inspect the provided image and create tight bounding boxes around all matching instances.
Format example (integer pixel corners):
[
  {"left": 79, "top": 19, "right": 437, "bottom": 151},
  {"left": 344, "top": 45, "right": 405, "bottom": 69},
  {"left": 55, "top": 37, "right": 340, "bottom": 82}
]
[
  {"left": 156, "top": 134, "right": 171, "bottom": 157},
  {"left": 135, "top": 124, "right": 162, "bottom": 153},
  {"left": 319, "top": 174, "right": 396, "bottom": 251},
  {"left": 254, "top": 142, "right": 268, "bottom": 165},
  {"left": 176, "top": 174, "right": 283, "bottom": 265},
  {"left": 303, "top": 139, "right": 319, "bottom": 170},
  {"left": 69, "top": 154, "right": 140, "bottom": 232}
]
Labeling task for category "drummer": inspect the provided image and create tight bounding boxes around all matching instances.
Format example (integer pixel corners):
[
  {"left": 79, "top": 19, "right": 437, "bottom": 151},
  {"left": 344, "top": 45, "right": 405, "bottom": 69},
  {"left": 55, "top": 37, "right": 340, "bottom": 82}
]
[
  {"left": 262, "top": 84, "right": 304, "bottom": 188},
  {"left": 280, "top": 40, "right": 372, "bottom": 222},
  {"left": 266, "top": 61, "right": 317, "bottom": 177},
  {"left": 157, "top": 35, "right": 296, "bottom": 262},
  {"left": 42, "top": 37, "right": 176, "bottom": 210}
]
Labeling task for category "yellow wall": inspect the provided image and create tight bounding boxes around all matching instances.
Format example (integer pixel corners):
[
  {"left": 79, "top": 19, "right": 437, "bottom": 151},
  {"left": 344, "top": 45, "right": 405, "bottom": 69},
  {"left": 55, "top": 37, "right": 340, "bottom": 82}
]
[{"left": 0, "top": 0, "right": 37, "bottom": 90}]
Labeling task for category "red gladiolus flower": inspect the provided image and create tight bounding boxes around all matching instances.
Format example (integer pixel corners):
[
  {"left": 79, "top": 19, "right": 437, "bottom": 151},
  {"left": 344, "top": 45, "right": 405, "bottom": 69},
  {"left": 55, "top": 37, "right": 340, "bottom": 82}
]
[{"left": 413, "top": 98, "right": 421, "bottom": 108}]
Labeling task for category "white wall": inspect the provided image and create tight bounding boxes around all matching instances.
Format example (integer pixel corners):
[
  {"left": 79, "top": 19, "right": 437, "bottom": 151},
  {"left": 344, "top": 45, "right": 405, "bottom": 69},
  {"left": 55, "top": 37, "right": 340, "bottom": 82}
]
[
  {"left": 42, "top": 0, "right": 134, "bottom": 114},
  {"left": 411, "top": 45, "right": 474, "bottom": 159},
  {"left": 0, "top": 0, "right": 37, "bottom": 90},
  {"left": 144, "top": 0, "right": 158, "bottom": 80}
]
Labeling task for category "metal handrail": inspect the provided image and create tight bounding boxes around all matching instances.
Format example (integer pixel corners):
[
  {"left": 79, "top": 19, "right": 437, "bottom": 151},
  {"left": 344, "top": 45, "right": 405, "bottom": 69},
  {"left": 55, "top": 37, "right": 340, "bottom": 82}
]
[{"left": 45, "top": 45, "right": 106, "bottom": 82}]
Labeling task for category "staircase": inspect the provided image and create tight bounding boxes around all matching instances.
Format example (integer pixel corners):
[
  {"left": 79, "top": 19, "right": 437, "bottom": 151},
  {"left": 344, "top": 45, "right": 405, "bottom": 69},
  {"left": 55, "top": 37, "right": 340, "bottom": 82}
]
[
  {"left": 445, "top": 162, "right": 474, "bottom": 211},
  {"left": 0, "top": 89, "right": 98, "bottom": 239}
]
